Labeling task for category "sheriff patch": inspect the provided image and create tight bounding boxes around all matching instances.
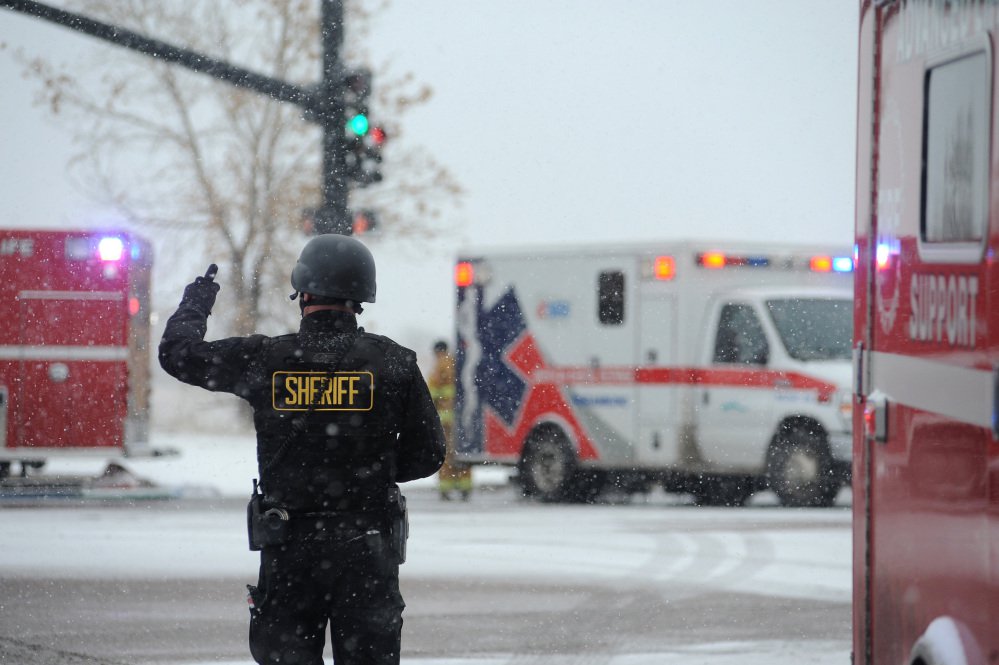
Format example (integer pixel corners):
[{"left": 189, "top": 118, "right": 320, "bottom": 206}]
[{"left": 272, "top": 371, "right": 374, "bottom": 411}]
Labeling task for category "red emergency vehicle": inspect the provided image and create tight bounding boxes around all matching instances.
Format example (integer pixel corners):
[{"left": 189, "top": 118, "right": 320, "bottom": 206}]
[
  {"left": 854, "top": 2, "right": 998, "bottom": 663},
  {"left": 0, "top": 229, "right": 153, "bottom": 476}
]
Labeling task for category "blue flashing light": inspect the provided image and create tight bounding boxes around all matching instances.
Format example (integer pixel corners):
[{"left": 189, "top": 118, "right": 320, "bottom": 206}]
[{"left": 832, "top": 257, "right": 854, "bottom": 273}]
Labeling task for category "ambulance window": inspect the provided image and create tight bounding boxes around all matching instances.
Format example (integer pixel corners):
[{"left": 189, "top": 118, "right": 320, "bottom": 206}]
[
  {"left": 713, "top": 304, "right": 769, "bottom": 365},
  {"left": 598, "top": 271, "right": 625, "bottom": 325},
  {"left": 922, "top": 50, "right": 989, "bottom": 246}
]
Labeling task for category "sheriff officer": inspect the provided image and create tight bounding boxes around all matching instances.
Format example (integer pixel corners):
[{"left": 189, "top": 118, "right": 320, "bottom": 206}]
[{"left": 159, "top": 234, "right": 445, "bottom": 665}]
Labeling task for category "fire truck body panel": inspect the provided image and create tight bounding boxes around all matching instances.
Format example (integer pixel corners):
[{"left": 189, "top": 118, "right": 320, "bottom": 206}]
[
  {"left": 0, "top": 229, "right": 152, "bottom": 462},
  {"left": 854, "top": 2, "right": 998, "bottom": 663},
  {"left": 455, "top": 242, "right": 854, "bottom": 504}
]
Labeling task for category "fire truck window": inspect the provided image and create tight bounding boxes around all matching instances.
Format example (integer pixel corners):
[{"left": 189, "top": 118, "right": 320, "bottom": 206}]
[
  {"left": 713, "top": 304, "right": 769, "bottom": 365},
  {"left": 598, "top": 270, "right": 625, "bottom": 325},
  {"left": 922, "top": 50, "right": 989, "bottom": 244}
]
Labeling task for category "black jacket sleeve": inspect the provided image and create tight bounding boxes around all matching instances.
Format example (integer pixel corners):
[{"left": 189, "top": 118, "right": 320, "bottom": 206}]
[
  {"left": 396, "top": 365, "right": 446, "bottom": 483},
  {"left": 158, "top": 283, "right": 264, "bottom": 398}
]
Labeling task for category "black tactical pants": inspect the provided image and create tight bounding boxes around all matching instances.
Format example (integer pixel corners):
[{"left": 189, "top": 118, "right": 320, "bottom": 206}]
[{"left": 248, "top": 521, "right": 404, "bottom": 665}]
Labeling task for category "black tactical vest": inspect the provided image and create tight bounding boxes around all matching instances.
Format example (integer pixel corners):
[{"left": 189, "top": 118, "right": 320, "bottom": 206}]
[{"left": 248, "top": 330, "right": 408, "bottom": 513}]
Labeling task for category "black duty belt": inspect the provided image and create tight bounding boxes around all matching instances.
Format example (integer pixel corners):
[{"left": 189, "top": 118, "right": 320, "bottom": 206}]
[
  {"left": 298, "top": 508, "right": 385, "bottom": 517},
  {"left": 286, "top": 509, "right": 389, "bottom": 530}
]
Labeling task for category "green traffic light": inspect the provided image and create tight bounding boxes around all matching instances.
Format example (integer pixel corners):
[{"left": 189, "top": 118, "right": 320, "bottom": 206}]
[{"left": 347, "top": 113, "right": 369, "bottom": 136}]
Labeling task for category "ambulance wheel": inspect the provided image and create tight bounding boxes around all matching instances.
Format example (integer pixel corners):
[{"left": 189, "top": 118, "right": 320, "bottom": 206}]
[
  {"left": 767, "top": 425, "right": 838, "bottom": 508},
  {"left": 519, "top": 428, "right": 576, "bottom": 503}
]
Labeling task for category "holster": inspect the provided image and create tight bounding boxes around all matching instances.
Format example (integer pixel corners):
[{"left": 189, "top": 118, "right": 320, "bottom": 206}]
[
  {"left": 247, "top": 480, "right": 291, "bottom": 551},
  {"left": 387, "top": 486, "right": 409, "bottom": 564}
]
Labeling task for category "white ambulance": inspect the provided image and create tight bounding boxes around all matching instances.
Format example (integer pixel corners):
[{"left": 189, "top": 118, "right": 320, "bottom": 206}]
[{"left": 453, "top": 241, "right": 854, "bottom": 506}]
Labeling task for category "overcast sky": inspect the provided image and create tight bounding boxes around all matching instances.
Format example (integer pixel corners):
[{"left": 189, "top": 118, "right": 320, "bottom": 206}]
[
  {"left": 0, "top": 1, "right": 859, "bottom": 347},
  {"left": 367, "top": 0, "right": 859, "bottom": 248}
]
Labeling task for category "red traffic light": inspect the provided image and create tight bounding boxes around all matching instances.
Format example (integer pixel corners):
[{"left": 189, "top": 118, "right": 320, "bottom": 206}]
[
  {"left": 369, "top": 126, "right": 386, "bottom": 146},
  {"left": 352, "top": 210, "right": 379, "bottom": 235}
]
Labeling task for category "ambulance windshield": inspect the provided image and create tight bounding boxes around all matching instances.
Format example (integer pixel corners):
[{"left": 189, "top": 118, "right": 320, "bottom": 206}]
[{"left": 766, "top": 298, "right": 852, "bottom": 361}]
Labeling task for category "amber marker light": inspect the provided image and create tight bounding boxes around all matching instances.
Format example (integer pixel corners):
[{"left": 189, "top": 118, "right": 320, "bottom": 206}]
[
  {"left": 455, "top": 261, "right": 474, "bottom": 287},
  {"left": 653, "top": 256, "right": 676, "bottom": 280}
]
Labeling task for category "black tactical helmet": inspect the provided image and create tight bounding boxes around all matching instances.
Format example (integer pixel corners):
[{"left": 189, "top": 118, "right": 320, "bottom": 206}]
[{"left": 290, "top": 234, "right": 377, "bottom": 303}]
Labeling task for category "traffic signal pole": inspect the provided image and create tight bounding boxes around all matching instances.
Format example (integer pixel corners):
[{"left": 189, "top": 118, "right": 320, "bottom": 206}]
[
  {"left": 1, "top": 0, "right": 355, "bottom": 235},
  {"left": 319, "top": 0, "right": 350, "bottom": 235}
]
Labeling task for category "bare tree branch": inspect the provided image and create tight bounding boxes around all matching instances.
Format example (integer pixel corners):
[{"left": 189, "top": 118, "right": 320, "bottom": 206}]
[{"left": 7, "top": 0, "right": 463, "bottom": 334}]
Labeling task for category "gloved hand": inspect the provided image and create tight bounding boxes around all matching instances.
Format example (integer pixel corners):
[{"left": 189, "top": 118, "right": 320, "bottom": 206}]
[{"left": 181, "top": 264, "right": 221, "bottom": 315}]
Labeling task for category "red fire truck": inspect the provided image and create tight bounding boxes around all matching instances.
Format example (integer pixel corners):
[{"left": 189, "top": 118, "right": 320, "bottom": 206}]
[
  {"left": 854, "top": 2, "right": 998, "bottom": 663},
  {"left": 0, "top": 229, "right": 153, "bottom": 477}
]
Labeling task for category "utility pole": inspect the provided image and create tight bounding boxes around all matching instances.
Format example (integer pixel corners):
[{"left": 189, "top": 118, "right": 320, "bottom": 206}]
[{"left": 0, "top": 0, "right": 373, "bottom": 235}]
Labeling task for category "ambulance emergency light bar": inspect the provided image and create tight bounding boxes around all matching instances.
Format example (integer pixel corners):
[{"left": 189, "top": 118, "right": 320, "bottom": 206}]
[
  {"left": 809, "top": 255, "right": 855, "bottom": 273},
  {"left": 454, "top": 250, "right": 853, "bottom": 289},
  {"left": 695, "top": 251, "right": 853, "bottom": 273},
  {"left": 696, "top": 251, "right": 770, "bottom": 269}
]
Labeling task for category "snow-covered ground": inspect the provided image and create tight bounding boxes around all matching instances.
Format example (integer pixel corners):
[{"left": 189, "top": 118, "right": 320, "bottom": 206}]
[{"left": 3, "top": 433, "right": 852, "bottom": 664}]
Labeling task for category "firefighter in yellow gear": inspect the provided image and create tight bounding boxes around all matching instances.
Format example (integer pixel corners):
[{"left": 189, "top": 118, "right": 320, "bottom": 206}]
[{"left": 429, "top": 340, "right": 472, "bottom": 500}]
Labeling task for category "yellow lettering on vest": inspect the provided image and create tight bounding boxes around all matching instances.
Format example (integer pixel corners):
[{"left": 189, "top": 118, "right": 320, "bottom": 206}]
[
  {"left": 285, "top": 376, "right": 299, "bottom": 406},
  {"left": 298, "top": 377, "right": 312, "bottom": 406},
  {"left": 348, "top": 375, "right": 359, "bottom": 405},
  {"left": 314, "top": 376, "right": 327, "bottom": 405},
  {"left": 332, "top": 375, "right": 345, "bottom": 405},
  {"left": 272, "top": 371, "right": 373, "bottom": 411}
]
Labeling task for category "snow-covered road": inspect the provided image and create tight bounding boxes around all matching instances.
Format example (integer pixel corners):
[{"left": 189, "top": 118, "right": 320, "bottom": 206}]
[{"left": 0, "top": 433, "right": 853, "bottom": 664}]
